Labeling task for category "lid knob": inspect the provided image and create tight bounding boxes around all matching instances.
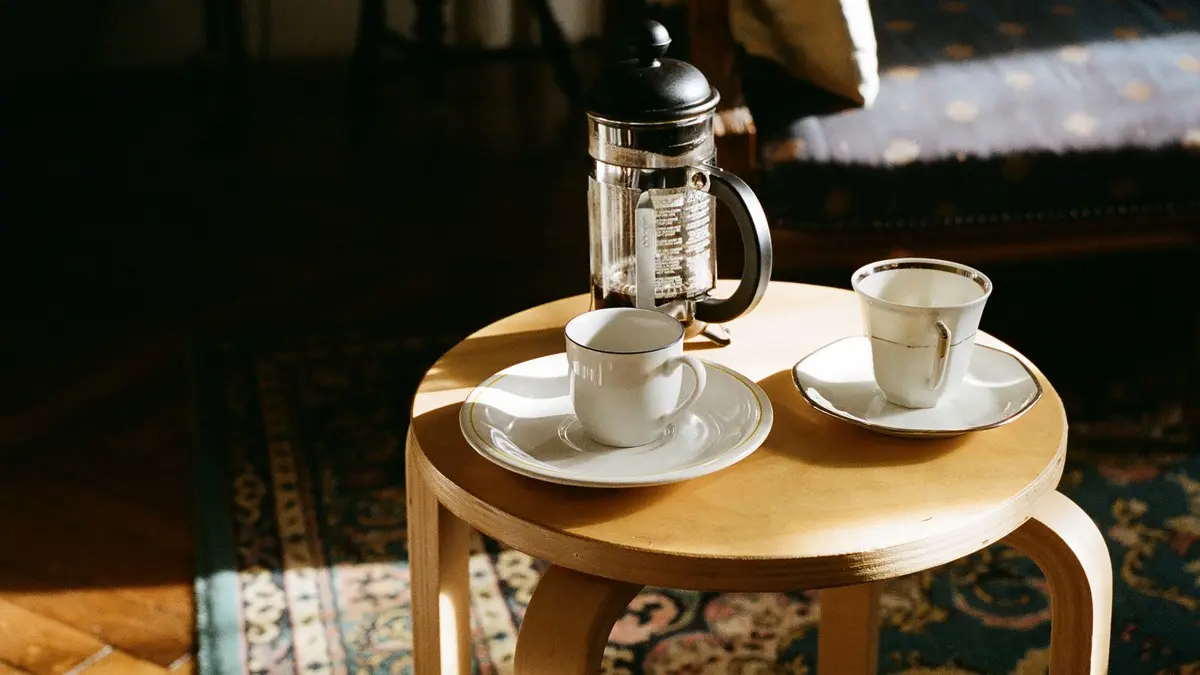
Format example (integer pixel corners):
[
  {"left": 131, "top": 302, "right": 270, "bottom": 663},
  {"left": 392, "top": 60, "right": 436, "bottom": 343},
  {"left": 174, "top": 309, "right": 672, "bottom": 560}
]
[
  {"left": 626, "top": 19, "right": 671, "bottom": 66},
  {"left": 585, "top": 18, "right": 719, "bottom": 124}
]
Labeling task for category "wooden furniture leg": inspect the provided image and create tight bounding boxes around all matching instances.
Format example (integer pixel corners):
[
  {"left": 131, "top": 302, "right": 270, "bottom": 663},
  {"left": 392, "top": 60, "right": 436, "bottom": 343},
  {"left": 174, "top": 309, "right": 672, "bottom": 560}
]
[
  {"left": 528, "top": 0, "right": 583, "bottom": 106},
  {"left": 407, "top": 444, "right": 473, "bottom": 675},
  {"left": 201, "top": 0, "right": 247, "bottom": 141},
  {"left": 514, "top": 565, "right": 643, "bottom": 675},
  {"left": 1191, "top": 247, "right": 1200, "bottom": 441},
  {"left": 818, "top": 583, "right": 880, "bottom": 675},
  {"left": 413, "top": 0, "right": 446, "bottom": 95},
  {"left": 1004, "top": 490, "right": 1113, "bottom": 674}
]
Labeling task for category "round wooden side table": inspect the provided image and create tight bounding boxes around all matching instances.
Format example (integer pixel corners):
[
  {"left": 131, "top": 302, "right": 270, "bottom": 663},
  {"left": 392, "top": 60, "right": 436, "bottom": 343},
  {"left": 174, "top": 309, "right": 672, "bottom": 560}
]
[{"left": 407, "top": 281, "right": 1113, "bottom": 675}]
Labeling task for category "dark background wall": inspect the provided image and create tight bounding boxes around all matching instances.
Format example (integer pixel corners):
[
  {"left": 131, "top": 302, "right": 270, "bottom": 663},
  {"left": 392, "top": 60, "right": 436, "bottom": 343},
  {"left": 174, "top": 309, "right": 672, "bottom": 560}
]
[{"left": 0, "top": 1, "right": 1190, "bottom": 449}]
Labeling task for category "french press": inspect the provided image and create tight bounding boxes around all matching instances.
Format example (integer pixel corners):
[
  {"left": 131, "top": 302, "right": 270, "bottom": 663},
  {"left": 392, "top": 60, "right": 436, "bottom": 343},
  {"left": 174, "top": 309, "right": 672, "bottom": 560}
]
[{"left": 585, "top": 19, "right": 773, "bottom": 345}]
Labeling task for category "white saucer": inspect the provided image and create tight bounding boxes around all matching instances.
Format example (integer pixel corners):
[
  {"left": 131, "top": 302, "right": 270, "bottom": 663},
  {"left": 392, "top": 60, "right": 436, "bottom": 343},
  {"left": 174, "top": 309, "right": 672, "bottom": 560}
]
[
  {"left": 791, "top": 336, "right": 1042, "bottom": 438},
  {"left": 459, "top": 353, "right": 773, "bottom": 488}
]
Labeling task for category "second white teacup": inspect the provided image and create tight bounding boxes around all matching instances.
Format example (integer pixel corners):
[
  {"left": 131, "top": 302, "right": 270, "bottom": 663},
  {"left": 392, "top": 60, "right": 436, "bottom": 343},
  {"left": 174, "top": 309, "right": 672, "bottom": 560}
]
[
  {"left": 564, "top": 307, "right": 707, "bottom": 447},
  {"left": 852, "top": 258, "right": 993, "bottom": 409}
]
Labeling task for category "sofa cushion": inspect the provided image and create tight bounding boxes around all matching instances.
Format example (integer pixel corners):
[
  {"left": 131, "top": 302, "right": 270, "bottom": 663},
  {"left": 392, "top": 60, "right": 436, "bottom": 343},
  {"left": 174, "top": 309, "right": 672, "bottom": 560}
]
[
  {"left": 731, "top": 0, "right": 880, "bottom": 106},
  {"left": 741, "top": 0, "right": 1200, "bottom": 231}
]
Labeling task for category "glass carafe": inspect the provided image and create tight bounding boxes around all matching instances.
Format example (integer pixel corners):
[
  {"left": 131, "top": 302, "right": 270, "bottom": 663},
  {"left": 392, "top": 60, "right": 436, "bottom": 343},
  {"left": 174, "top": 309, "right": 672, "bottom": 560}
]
[{"left": 585, "top": 20, "right": 772, "bottom": 343}]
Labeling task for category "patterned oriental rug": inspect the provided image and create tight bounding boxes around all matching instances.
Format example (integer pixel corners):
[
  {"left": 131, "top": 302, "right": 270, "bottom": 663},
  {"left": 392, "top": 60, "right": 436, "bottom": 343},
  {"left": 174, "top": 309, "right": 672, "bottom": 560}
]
[{"left": 193, "top": 330, "right": 1198, "bottom": 675}]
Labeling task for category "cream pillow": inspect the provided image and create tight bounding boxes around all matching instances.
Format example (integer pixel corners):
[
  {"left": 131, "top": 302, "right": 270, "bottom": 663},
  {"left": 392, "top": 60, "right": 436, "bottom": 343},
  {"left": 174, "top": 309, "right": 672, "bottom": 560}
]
[{"left": 730, "top": 0, "right": 880, "bottom": 106}]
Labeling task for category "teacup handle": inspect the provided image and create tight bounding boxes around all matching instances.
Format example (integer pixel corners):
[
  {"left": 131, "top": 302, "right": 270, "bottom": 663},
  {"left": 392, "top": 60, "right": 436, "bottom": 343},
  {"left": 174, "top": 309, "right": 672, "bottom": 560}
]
[
  {"left": 930, "top": 320, "right": 952, "bottom": 390},
  {"left": 660, "top": 355, "right": 707, "bottom": 426}
]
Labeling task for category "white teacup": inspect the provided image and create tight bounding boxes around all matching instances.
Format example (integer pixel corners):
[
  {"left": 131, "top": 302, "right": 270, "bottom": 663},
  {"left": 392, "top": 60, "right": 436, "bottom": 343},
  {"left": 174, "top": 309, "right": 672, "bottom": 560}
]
[
  {"left": 564, "top": 307, "right": 707, "bottom": 447},
  {"left": 851, "top": 258, "right": 993, "bottom": 409}
]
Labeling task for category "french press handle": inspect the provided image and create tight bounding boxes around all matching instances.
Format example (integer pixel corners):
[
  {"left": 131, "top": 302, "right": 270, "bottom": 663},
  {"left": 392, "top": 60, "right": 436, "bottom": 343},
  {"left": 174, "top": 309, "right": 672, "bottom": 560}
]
[{"left": 693, "top": 165, "right": 774, "bottom": 325}]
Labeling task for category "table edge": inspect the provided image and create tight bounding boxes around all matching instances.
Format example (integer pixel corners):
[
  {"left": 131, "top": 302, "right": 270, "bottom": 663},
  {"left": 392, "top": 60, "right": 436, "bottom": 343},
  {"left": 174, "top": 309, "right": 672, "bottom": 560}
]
[{"left": 408, "top": 418, "right": 1068, "bottom": 591}]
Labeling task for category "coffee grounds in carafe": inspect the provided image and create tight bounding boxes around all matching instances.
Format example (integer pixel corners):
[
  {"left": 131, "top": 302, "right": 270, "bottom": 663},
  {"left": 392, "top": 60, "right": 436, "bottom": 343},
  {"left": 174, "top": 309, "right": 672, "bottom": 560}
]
[
  {"left": 591, "top": 189, "right": 716, "bottom": 310},
  {"left": 591, "top": 260, "right": 640, "bottom": 309},
  {"left": 591, "top": 286, "right": 638, "bottom": 310}
]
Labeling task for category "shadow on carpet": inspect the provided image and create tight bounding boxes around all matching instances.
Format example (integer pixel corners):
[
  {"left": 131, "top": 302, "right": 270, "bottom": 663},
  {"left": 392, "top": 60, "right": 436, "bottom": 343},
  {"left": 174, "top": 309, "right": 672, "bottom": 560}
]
[{"left": 192, "top": 331, "right": 1198, "bottom": 674}]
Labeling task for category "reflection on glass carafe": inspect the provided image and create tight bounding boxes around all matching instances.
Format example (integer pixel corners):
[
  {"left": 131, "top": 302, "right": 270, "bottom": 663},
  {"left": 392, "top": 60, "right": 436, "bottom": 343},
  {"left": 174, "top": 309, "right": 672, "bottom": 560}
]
[{"left": 584, "top": 19, "right": 772, "bottom": 345}]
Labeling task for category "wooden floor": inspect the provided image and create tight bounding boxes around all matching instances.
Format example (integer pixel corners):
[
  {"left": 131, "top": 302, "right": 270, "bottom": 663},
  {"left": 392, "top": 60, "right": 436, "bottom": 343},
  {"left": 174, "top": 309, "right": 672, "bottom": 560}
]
[
  {"left": 0, "top": 54, "right": 1192, "bottom": 673},
  {"left": 0, "top": 53, "right": 598, "bottom": 673}
]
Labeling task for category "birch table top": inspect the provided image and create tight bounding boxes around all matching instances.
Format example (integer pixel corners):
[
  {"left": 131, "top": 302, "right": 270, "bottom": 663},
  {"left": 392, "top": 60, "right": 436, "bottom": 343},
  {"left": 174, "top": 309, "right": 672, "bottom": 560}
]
[{"left": 408, "top": 281, "right": 1068, "bottom": 591}]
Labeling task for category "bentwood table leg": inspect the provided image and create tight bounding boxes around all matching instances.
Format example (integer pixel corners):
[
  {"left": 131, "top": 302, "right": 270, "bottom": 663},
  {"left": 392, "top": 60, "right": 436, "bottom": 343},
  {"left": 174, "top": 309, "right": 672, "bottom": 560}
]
[
  {"left": 407, "top": 437, "right": 473, "bottom": 675},
  {"left": 1004, "top": 491, "right": 1113, "bottom": 674},
  {"left": 818, "top": 582, "right": 881, "bottom": 675},
  {"left": 514, "top": 566, "right": 643, "bottom": 675}
]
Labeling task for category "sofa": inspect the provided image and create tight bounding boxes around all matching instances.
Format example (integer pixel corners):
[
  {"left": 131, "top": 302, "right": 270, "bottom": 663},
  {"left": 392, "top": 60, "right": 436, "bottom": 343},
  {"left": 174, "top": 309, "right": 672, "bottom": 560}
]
[{"left": 672, "top": 0, "right": 1200, "bottom": 272}]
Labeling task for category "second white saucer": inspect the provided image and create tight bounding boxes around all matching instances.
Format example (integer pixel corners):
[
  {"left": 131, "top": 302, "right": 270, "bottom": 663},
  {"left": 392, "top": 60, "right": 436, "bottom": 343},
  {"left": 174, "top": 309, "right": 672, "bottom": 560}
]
[
  {"left": 459, "top": 353, "right": 773, "bottom": 488},
  {"left": 791, "top": 336, "right": 1042, "bottom": 438}
]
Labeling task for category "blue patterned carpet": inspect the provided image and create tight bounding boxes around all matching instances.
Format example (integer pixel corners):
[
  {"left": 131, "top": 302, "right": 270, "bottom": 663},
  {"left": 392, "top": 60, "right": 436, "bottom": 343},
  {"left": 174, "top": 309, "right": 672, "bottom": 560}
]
[{"left": 193, "top": 333, "right": 1198, "bottom": 674}]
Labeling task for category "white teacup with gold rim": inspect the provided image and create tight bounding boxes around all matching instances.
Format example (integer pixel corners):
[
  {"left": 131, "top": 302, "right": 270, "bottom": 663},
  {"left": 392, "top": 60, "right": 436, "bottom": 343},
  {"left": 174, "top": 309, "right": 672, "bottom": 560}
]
[
  {"left": 564, "top": 307, "right": 707, "bottom": 447},
  {"left": 852, "top": 258, "right": 993, "bottom": 409}
]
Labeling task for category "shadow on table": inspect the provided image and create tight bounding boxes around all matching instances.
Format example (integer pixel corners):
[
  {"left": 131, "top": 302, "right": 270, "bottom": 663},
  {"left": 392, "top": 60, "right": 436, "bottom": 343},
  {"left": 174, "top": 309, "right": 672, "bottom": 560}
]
[
  {"left": 683, "top": 337, "right": 729, "bottom": 352},
  {"left": 412, "top": 400, "right": 685, "bottom": 528},
  {"left": 753, "top": 369, "right": 969, "bottom": 467},
  {"left": 418, "top": 326, "right": 565, "bottom": 394}
]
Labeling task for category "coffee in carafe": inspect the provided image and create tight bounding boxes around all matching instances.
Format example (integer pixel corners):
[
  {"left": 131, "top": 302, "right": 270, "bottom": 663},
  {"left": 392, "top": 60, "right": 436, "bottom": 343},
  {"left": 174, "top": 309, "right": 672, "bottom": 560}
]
[{"left": 584, "top": 19, "right": 773, "bottom": 344}]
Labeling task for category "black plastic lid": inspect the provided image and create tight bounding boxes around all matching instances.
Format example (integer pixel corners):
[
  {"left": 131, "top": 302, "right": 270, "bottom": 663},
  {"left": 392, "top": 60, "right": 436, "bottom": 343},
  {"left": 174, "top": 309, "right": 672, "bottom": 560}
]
[{"left": 586, "top": 20, "right": 719, "bottom": 124}]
